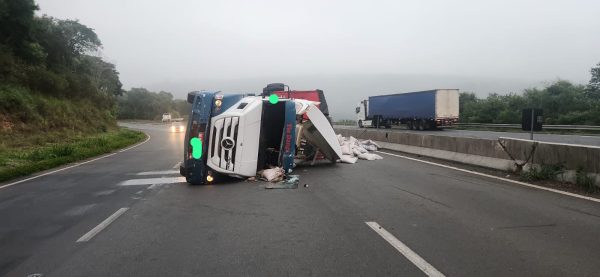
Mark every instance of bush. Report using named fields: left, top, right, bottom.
left=521, top=164, right=565, bottom=182
left=576, top=168, right=598, bottom=193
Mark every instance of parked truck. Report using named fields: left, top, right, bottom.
left=180, top=90, right=341, bottom=185
left=356, top=89, right=459, bottom=130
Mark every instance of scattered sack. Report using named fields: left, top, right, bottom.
left=336, top=135, right=383, bottom=163
left=341, top=143, right=353, bottom=155
left=260, top=167, right=285, bottom=182
left=339, top=155, right=358, bottom=164
left=357, top=153, right=383, bottom=161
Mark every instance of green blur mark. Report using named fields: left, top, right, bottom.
left=190, top=137, right=202, bottom=159
left=269, top=94, right=279, bottom=104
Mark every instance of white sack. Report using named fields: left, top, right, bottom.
left=339, top=155, right=358, bottom=164
left=340, top=143, right=353, bottom=155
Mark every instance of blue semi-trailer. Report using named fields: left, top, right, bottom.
left=355, top=89, right=459, bottom=130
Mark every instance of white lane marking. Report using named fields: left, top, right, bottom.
left=172, top=161, right=181, bottom=169
left=499, top=136, right=600, bottom=149
left=119, top=177, right=186, bottom=186
left=76, top=208, right=129, bottom=242
left=136, top=170, right=180, bottom=176
left=366, top=222, right=445, bottom=277
left=0, top=134, right=151, bottom=191
left=148, top=184, right=160, bottom=190
left=377, top=151, right=600, bottom=204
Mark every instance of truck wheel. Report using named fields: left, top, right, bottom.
left=358, top=120, right=364, bottom=128
left=418, top=120, right=425, bottom=131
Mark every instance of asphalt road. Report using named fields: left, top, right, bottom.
left=1, top=122, right=600, bottom=276
left=334, top=125, right=600, bottom=146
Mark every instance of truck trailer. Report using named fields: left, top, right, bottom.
left=356, top=89, right=459, bottom=130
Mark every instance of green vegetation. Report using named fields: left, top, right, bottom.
left=460, top=63, right=600, bottom=125
left=0, top=128, right=145, bottom=182
left=0, top=0, right=146, bottom=181
left=1, top=0, right=122, bottom=133
left=576, top=168, right=598, bottom=193
left=520, top=164, right=565, bottom=182
left=116, top=88, right=190, bottom=120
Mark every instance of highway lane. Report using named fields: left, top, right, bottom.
left=1, top=122, right=600, bottom=276
left=334, top=125, right=600, bottom=146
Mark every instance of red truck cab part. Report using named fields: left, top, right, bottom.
left=262, top=83, right=330, bottom=117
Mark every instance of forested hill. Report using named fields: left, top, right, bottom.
left=0, top=0, right=122, bottom=136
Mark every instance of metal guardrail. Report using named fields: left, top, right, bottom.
left=456, top=123, right=600, bottom=131
left=333, top=122, right=600, bottom=131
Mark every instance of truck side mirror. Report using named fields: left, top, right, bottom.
left=355, top=107, right=360, bottom=114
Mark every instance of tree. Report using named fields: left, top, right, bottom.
left=587, top=62, right=600, bottom=99
left=0, top=0, right=38, bottom=57
left=32, top=16, right=101, bottom=68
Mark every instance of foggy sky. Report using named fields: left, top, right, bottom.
left=36, top=0, right=600, bottom=119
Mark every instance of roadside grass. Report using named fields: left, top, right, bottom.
left=576, top=168, right=599, bottom=193
left=0, top=128, right=146, bottom=182
left=520, top=164, right=565, bottom=182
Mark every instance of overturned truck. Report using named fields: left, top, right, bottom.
left=180, top=91, right=342, bottom=185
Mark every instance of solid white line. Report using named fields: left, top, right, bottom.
left=376, top=150, right=600, bottom=204
left=76, top=208, right=129, bottom=242
left=499, top=136, right=600, bottom=149
left=0, top=134, right=150, bottom=190
left=365, top=222, right=445, bottom=277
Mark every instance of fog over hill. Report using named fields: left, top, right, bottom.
left=142, top=74, right=546, bottom=120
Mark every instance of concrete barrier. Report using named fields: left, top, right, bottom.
left=335, top=128, right=600, bottom=185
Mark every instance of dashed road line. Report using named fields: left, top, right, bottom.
left=366, top=221, right=445, bottom=277
left=377, top=150, right=600, bottom=204
left=76, top=208, right=129, bottom=242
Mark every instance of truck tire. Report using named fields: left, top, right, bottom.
left=358, top=120, right=364, bottom=128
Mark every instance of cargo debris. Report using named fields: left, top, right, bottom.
left=337, top=135, right=383, bottom=164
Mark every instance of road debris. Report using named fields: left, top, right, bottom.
left=259, top=167, right=285, bottom=182
left=336, top=135, right=383, bottom=163
left=265, top=174, right=300, bottom=189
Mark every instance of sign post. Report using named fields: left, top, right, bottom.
left=530, top=108, right=534, bottom=140
left=522, top=108, right=543, bottom=140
